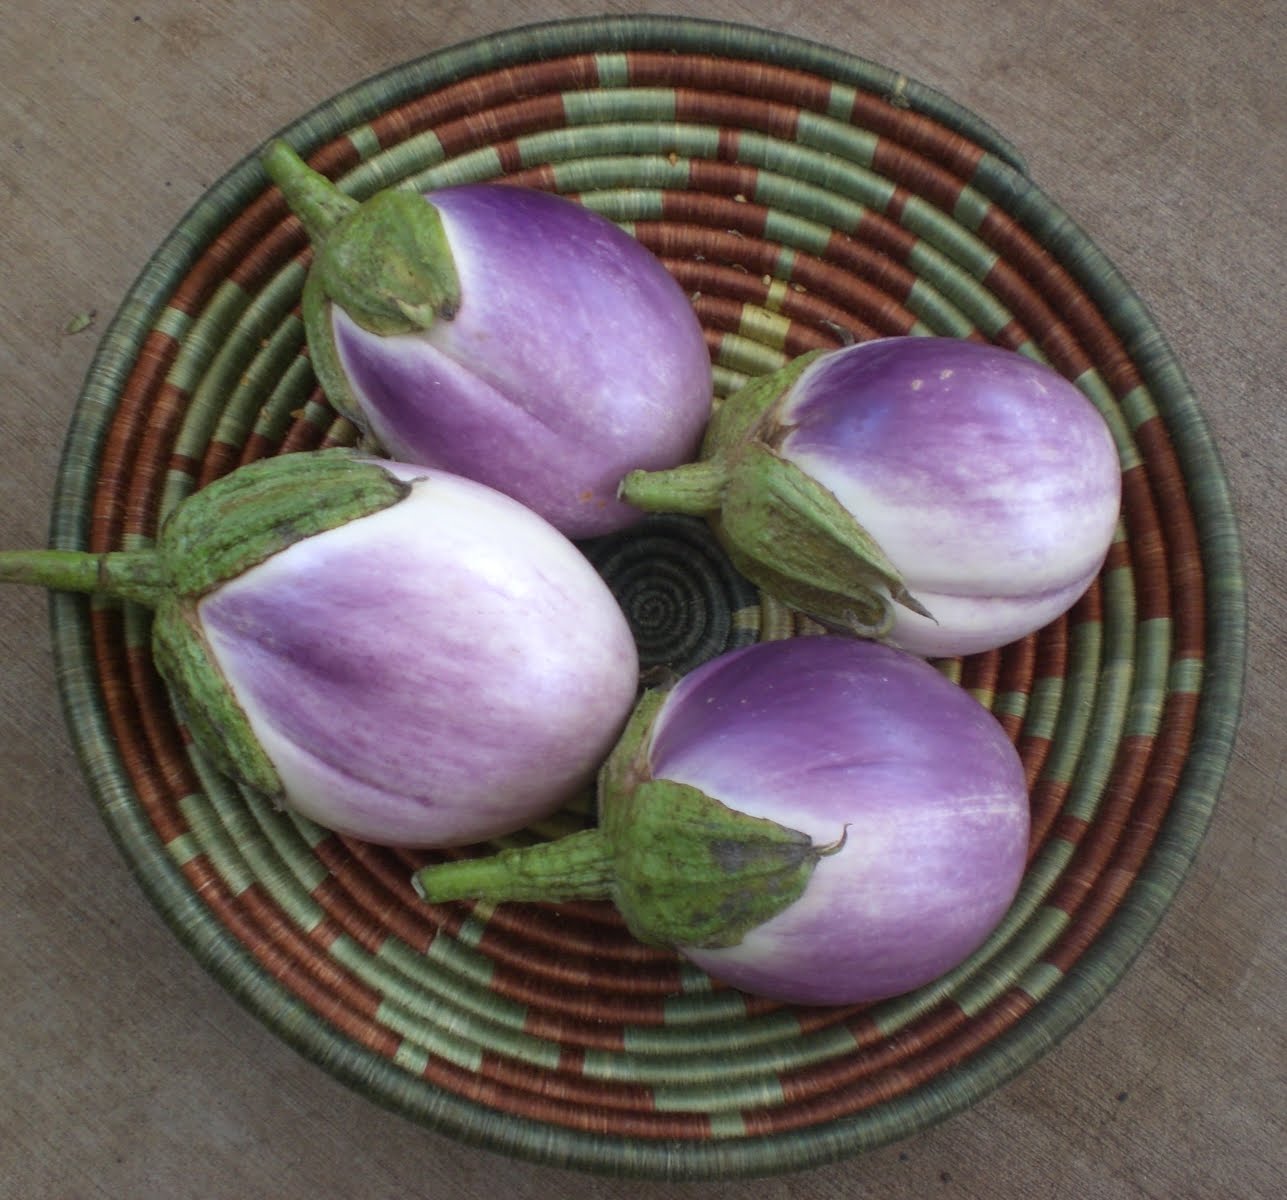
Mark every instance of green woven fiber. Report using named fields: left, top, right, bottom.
left=202, top=762, right=548, bottom=1047
left=205, top=276, right=310, bottom=453
left=954, top=905, right=1074, bottom=1018
left=249, top=108, right=1020, bottom=423
left=248, top=353, right=321, bottom=447
left=177, top=282, right=307, bottom=459
left=572, top=176, right=986, bottom=338
left=1062, top=569, right=1138, bottom=826
left=1038, top=617, right=1106, bottom=789
left=591, top=1018, right=855, bottom=1082
left=711, top=365, right=752, bottom=399
left=197, top=738, right=656, bottom=1088
left=712, top=334, right=790, bottom=380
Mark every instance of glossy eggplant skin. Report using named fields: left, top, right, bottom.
left=650, top=636, right=1030, bottom=1005
left=0, top=448, right=642, bottom=846
left=774, top=338, right=1121, bottom=655
left=413, top=635, right=1029, bottom=1007
left=197, top=456, right=640, bottom=846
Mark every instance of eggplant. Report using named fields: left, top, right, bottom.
left=0, top=450, right=639, bottom=846
left=621, top=337, right=1122, bottom=656
left=263, top=141, right=714, bottom=538
left=414, top=635, right=1030, bottom=1006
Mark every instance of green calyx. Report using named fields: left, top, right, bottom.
left=261, top=140, right=461, bottom=423
left=619, top=350, right=930, bottom=637
left=607, top=777, right=837, bottom=949
left=312, top=188, right=461, bottom=336
left=716, top=442, right=927, bottom=637
left=702, top=348, right=827, bottom=456
left=150, top=450, right=412, bottom=793
left=413, top=688, right=843, bottom=950
left=157, top=448, right=412, bottom=595
left=0, top=449, right=411, bottom=798
left=150, top=595, right=282, bottom=795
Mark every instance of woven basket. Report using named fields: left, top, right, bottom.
left=49, top=15, right=1245, bottom=1179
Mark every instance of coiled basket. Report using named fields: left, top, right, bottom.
left=49, top=15, right=1245, bottom=1180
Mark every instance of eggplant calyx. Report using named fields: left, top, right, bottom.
left=618, top=458, right=729, bottom=515
left=619, top=351, right=829, bottom=517
left=261, top=139, right=461, bottom=337
left=716, top=443, right=931, bottom=629
left=158, top=449, right=412, bottom=596
left=315, top=190, right=462, bottom=337
left=606, top=777, right=844, bottom=949
left=702, top=349, right=830, bottom=458
left=616, top=350, right=932, bottom=636
left=151, top=596, right=283, bottom=797
left=412, top=828, right=617, bottom=905
left=596, top=689, right=842, bottom=949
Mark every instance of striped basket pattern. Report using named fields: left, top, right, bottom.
left=47, top=16, right=1245, bottom=1179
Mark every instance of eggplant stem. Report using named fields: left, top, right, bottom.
left=261, top=139, right=359, bottom=243
left=413, top=827, right=615, bottom=905
left=618, top=459, right=729, bottom=515
left=0, top=549, right=166, bottom=608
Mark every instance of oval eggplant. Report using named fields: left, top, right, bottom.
left=621, top=337, right=1122, bottom=656
left=263, top=141, right=714, bottom=539
left=414, top=635, right=1030, bottom=1006
left=0, top=449, right=640, bottom=846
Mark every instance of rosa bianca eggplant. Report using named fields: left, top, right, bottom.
left=621, top=337, right=1122, bottom=657
left=414, top=635, right=1030, bottom=1006
left=0, top=450, right=639, bottom=846
left=261, top=141, right=714, bottom=539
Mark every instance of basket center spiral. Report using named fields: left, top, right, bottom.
left=581, top=514, right=761, bottom=677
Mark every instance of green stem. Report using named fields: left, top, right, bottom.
left=410, top=678, right=841, bottom=951
left=619, top=458, right=730, bottom=516
left=413, top=827, right=615, bottom=905
left=0, top=549, right=166, bottom=607
left=261, top=139, right=358, bottom=244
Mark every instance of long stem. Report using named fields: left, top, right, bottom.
left=412, top=827, right=615, bottom=905
left=261, top=139, right=359, bottom=244
left=0, top=549, right=166, bottom=608
left=618, top=458, right=729, bottom=516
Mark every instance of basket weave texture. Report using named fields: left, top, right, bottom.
left=49, top=15, right=1245, bottom=1180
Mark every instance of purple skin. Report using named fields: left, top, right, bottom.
left=198, top=462, right=639, bottom=847
left=332, top=186, right=713, bottom=539
left=779, top=338, right=1121, bottom=656
left=647, top=636, right=1030, bottom=1006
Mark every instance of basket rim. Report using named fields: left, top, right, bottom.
left=46, top=13, right=1247, bottom=1181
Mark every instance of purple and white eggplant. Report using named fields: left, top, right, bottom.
left=261, top=141, right=714, bottom=539
left=413, top=635, right=1030, bottom=1006
left=0, top=450, right=639, bottom=846
left=621, top=337, right=1122, bottom=657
